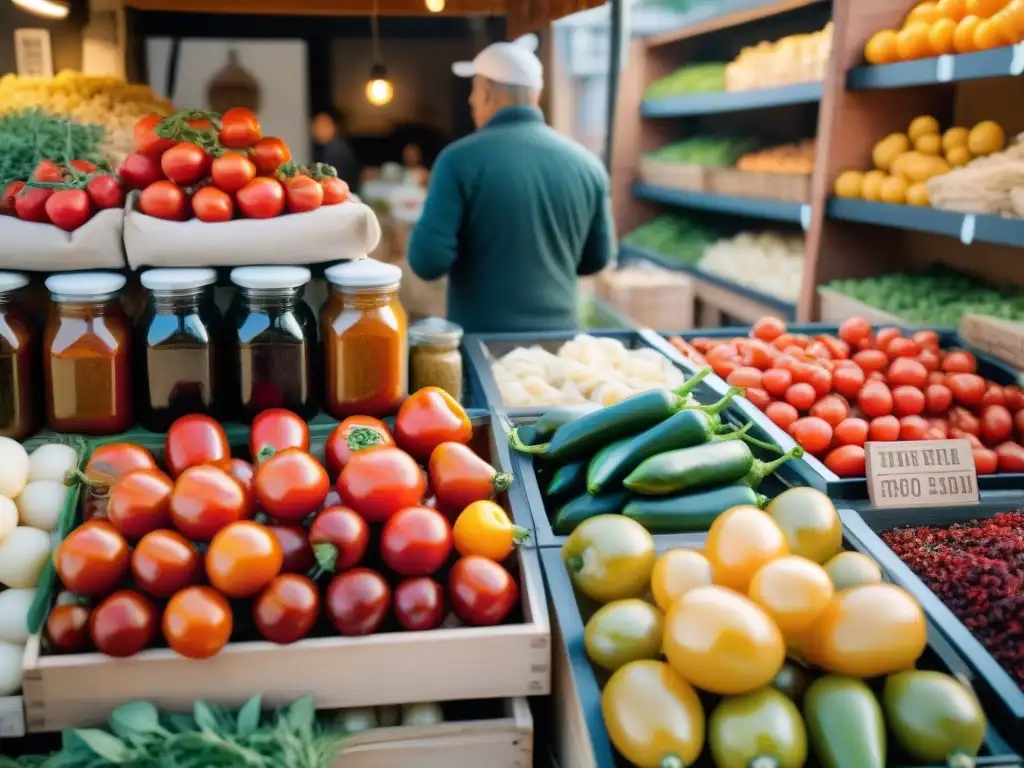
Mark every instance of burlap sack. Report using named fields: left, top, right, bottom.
left=0, top=208, right=125, bottom=271
left=123, top=191, right=382, bottom=270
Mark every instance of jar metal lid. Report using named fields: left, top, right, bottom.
left=325, top=258, right=401, bottom=289
left=409, top=317, right=463, bottom=346
left=45, top=271, right=126, bottom=297
left=0, top=272, right=30, bottom=293
left=141, top=268, right=217, bottom=291
left=230, top=266, right=311, bottom=290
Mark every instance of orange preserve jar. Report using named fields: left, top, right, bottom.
left=0, top=272, right=38, bottom=439
left=43, top=272, right=132, bottom=435
left=322, top=259, right=408, bottom=418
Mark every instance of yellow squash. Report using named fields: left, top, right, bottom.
left=704, top=506, right=789, bottom=592
left=765, top=487, right=842, bottom=564
left=584, top=599, right=663, bottom=672
left=562, top=515, right=655, bottom=603
left=709, top=687, right=808, bottom=768
left=650, top=549, right=713, bottom=612
left=822, top=551, right=882, bottom=591
left=748, top=555, right=834, bottom=641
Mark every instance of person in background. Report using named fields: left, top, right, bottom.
left=407, top=34, right=613, bottom=334
left=402, top=142, right=429, bottom=188
left=311, top=108, right=360, bottom=188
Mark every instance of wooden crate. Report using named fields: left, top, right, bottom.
left=331, top=699, right=533, bottom=768
left=959, top=313, right=1024, bottom=376
left=817, top=287, right=904, bottom=324
left=636, top=158, right=707, bottom=192
left=0, top=695, right=24, bottom=738
left=706, top=167, right=811, bottom=203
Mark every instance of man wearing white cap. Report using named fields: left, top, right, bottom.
left=408, top=34, right=613, bottom=334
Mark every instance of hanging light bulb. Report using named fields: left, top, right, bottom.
left=12, top=0, right=69, bottom=19
left=365, top=63, right=394, bottom=107
left=425, top=0, right=446, bottom=11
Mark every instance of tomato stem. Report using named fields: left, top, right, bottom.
left=256, top=444, right=276, bottom=463
left=347, top=427, right=386, bottom=452
left=512, top=525, right=531, bottom=545
left=492, top=472, right=514, bottom=494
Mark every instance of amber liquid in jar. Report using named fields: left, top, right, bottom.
left=227, top=286, right=318, bottom=421
left=0, top=294, right=37, bottom=439
left=322, top=284, right=407, bottom=418
left=44, top=297, right=132, bottom=434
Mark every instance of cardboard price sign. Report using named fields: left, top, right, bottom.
left=865, top=439, right=979, bottom=508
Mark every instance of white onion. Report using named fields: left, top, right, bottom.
left=0, top=588, right=33, bottom=644
left=0, top=438, right=29, bottom=499
left=28, top=443, right=79, bottom=484
left=0, top=497, right=16, bottom=546
left=0, top=641, right=22, bottom=696
left=16, top=480, right=68, bottom=532
left=0, top=526, right=50, bottom=588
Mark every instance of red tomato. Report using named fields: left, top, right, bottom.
left=86, top=443, right=158, bottom=484
left=818, top=335, right=850, bottom=360
left=381, top=506, right=453, bottom=577
left=928, top=371, right=947, bottom=386
left=824, top=445, right=866, bottom=477
left=941, top=349, right=977, bottom=374
left=761, top=368, right=792, bottom=397
left=925, top=384, right=953, bottom=413
left=90, top=590, right=157, bottom=657
left=338, top=447, right=426, bottom=523
left=165, top=414, right=230, bottom=478
left=858, top=381, right=894, bottom=418
left=789, top=417, right=833, bottom=456
left=927, top=418, right=949, bottom=438
left=163, top=586, right=233, bottom=660
left=810, top=395, right=849, bottom=428
left=916, top=349, right=941, bottom=372
left=251, top=136, right=292, bottom=175
left=206, top=521, right=283, bottom=598
left=394, top=577, right=446, bottom=631
left=744, top=388, right=772, bottom=410
left=321, top=176, right=350, bottom=205
left=852, top=349, right=889, bottom=373
left=973, top=447, right=999, bottom=475
left=284, top=175, right=324, bottom=213
left=254, top=574, right=320, bottom=645
left=428, top=441, right=511, bottom=516
left=227, top=458, right=254, bottom=499
left=740, top=339, right=777, bottom=369
left=43, top=189, right=91, bottom=231
left=1, top=180, right=24, bottom=214
left=255, top=448, right=330, bottom=523
left=56, top=520, right=130, bottom=596
left=912, top=330, right=940, bottom=350
left=886, top=358, right=927, bottom=389
left=899, top=415, right=930, bottom=441
left=980, top=385, right=1007, bottom=408
left=869, top=415, right=901, bottom=442
left=751, top=317, right=786, bottom=342
left=71, top=159, right=97, bottom=174
left=120, top=152, right=165, bottom=190
left=449, top=556, right=518, bottom=627
left=237, top=177, right=285, bottom=219
left=874, top=327, right=901, bottom=350
left=947, top=373, right=986, bottom=407
left=980, top=405, right=1013, bottom=446
left=951, top=429, right=983, bottom=448
left=134, top=114, right=175, bottom=156
left=765, top=401, right=799, bottom=432
left=46, top=603, right=92, bottom=654
left=309, top=506, right=369, bottom=572
left=33, top=159, right=64, bottom=182
left=131, top=529, right=202, bottom=599
left=219, top=107, right=262, bottom=148
left=14, top=186, right=52, bottom=222
left=139, top=180, right=187, bottom=220
left=726, top=366, right=762, bottom=389
left=191, top=186, right=233, bottom=222
left=250, top=408, right=310, bottom=461
left=891, top=386, right=926, bottom=417
left=838, top=317, right=872, bottom=345
left=326, top=568, right=391, bottom=636
left=211, top=151, right=257, bottom=192
left=395, top=386, right=473, bottom=461
left=712, top=358, right=740, bottom=380
left=1004, top=386, right=1024, bottom=412
left=106, top=469, right=174, bottom=540
left=804, top=341, right=832, bottom=361
left=833, top=417, right=869, bottom=447
left=170, top=465, right=251, bottom=541
left=324, top=415, right=395, bottom=479
left=86, top=174, right=125, bottom=210
left=161, top=142, right=210, bottom=185
left=784, top=383, right=816, bottom=411
left=949, top=407, right=981, bottom=437
left=267, top=524, right=316, bottom=574
left=886, top=337, right=920, bottom=359
left=832, top=365, right=865, bottom=400
left=994, top=441, right=1024, bottom=472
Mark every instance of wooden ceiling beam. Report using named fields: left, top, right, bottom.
left=124, top=0, right=505, bottom=15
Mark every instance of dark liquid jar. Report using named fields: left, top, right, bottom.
left=43, top=272, right=132, bottom=435
left=137, top=268, right=223, bottom=432
left=226, top=266, right=318, bottom=422
left=0, top=272, right=38, bottom=440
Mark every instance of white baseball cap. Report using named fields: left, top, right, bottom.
left=452, top=33, right=543, bottom=91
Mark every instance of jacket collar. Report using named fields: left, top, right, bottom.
left=484, top=106, right=544, bottom=128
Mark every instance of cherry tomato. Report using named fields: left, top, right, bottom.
left=874, top=327, right=901, bottom=351
left=806, top=367, right=833, bottom=398
left=71, top=159, right=97, bottom=174
left=338, top=446, right=426, bottom=523
left=106, top=469, right=174, bottom=540
left=949, top=407, right=981, bottom=437
left=321, top=176, right=350, bottom=205
left=14, top=186, right=52, bottom=222
left=90, top=590, right=157, bottom=657
left=206, top=520, right=283, bottom=598
left=237, top=176, right=285, bottom=219
left=56, top=520, right=130, bottom=596
left=832, top=365, right=865, bottom=399
left=131, top=529, right=202, bottom=599
left=928, top=371, right=947, bottom=386
left=824, top=445, right=866, bottom=477
left=170, top=465, right=251, bottom=541
left=309, top=506, right=369, bottom=572
left=46, top=603, right=91, bottom=654
left=899, top=415, right=930, bottom=441
left=227, top=458, right=255, bottom=500
left=452, top=499, right=528, bottom=561
left=33, top=159, right=64, bottom=182
left=324, top=416, right=395, bottom=479
left=951, top=429, right=983, bottom=448
left=783, top=382, right=816, bottom=411
left=912, top=330, right=940, bottom=350
left=858, top=381, right=893, bottom=418
left=255, top=448, right=330, bottom=523
left=973, top=447, right=999, bottom=475
left=833, top=417, right=869, bottom=447
left=1004, top=386, right=1024, bottom=412
left=395, top=386, right=473, bottom=461
left=251, top=136, right=292, bottom=175
left=254, top=574, right=320, bottom=644
left=927, top=418, right=949, bottom=439
left=886, top=358, right=927, bottom=389
left=1, top=181, right=24, bottom=214
left=925, top=384, right=953, bottom=413
left=85, top=174, right=124, bottom=210
left=765, top=401, right=799, bottom=432
left=134, top=114, right=175, bottom=156
left=163, top=586, right=233, bottom=659
left=942, top=349, right=977, bottom=374
left=789, top=417, right=833, bottom=456
left=84, top=443, right=158, bottom=518
left=428, top=442, right=511, bottom=517
left=191, top=186, right=233, bottom=222
left=838, top=317, right=871, bottom=345
left=211, top=151, right=257, bottom=192
left=284, top=174, right=324, bottom=213
left=449, top=556, right=518, bottom=627
left=891, top=386, right=926, bottom=418
left=326, top=568, right=391, bottom=636
left=139, top=180, right=187, bottom=220
left=751, top=317, right=786, bottom=341
left=868, top=415, right=901, bottom=442
left=263, top=524, right=314, bottom=575
left=740, top=339, right=777, bottom=369
left=810, top=395, right=849, bottom=428
left=161, top=142, right=210, bottom=185
left=250, top=408, right=310, bottom=461
left=981, top=385, right=1007, bottom=408
left=947, top=373, right=986, bottom=408
left=394, top=577, right=445, bottom=631
left=994, top=442, right=1024, bottom=472
left=852, top=349, right=888, bottom=373
left=916, top=349, right=941, bottom=372
left=42, top=189, right=91, bottom=231
left=381, top=506, right=453, bottom=577
left=744, top=387, right=772, bottom=410
left=761, top=368, right=792, bottom=397
left=726, top=366, right=763, bottom=389
left=886, top=337, right=920, bottom=359
left=166, top=415, right=230, bottom=478
left=818, top=335, right=850, bottom=360
left=980, top=405, right=1013, bottom=446
left=120, top=152, right=165, bottom=190
left=219, top=107, right=262, bottom=148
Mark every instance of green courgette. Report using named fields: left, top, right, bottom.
left=803, top=676, right=886, bottom=768
left=624, top=441, right=804, bottom=496
left=545, top=460, right=588, bottom=499
left=515, top=403, right=601, bottom=447
left=552, top=492, right=630, bottom=534
left=622, top=484, right=768, bottom=532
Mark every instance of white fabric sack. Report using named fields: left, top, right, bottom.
left=0, top=208, right=125, bottom=271
left=123, top=191, right=382, bottom=269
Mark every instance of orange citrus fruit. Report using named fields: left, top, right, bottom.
left=954, top=14, right=984, bottom=49
left=929, top=17, right=960, bottom=51
left=938, top=0, right=968, bottom=20
left=907, top=1, right=944, bottom=23
left=896, top=22, right=935, bottom=59
left=974, top=16, right=1012, bottom=45
left=990, top=9, right=1022, bottom=40
left=966, top=0, right=1009, bottom=17
left=864, top=29, right=900, bottom=64
left=1005, top=0, right=1024, bottom=33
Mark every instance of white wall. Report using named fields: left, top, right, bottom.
left=146, top=38, right=311, bottom=165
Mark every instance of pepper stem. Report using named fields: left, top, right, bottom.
left=671, top=366, right=711, bottom=401
left=508, top=427, right=550, bottom=455
left=749, top=445, right=805, bottom=486
left=492, top=472, right=514, bottom=494
left=748, top=757, right=781, bottom=768
left=564, top=555, right=584, bottom=574
left=660, top=756, right=685, bottom=768
left=693, top=386, right=742, bottom=416
left=946, top=752, right=976, bottom=768
left=347, top=427, right=385, bottom=452
left=512, top=525, right=531, bottom=545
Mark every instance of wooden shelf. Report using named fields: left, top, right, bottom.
left=633, top=182, right=809, bottom=224
left=644, top=0, right=831, bottom=48
left=641, top=81, right=823, bottom=117
left=848, top=46, right=1024, bottom=90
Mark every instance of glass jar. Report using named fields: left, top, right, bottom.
left=44, top=272, right=132, bottom=435
left=227, top=266, right=318, bottom=421
left=0, top=272, right=38, bottom=440
left=322, top=259, right=407, bottom=418
left=409, top=318, right=463, bottom=401
left=138, top=268, right=223, bottom=432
